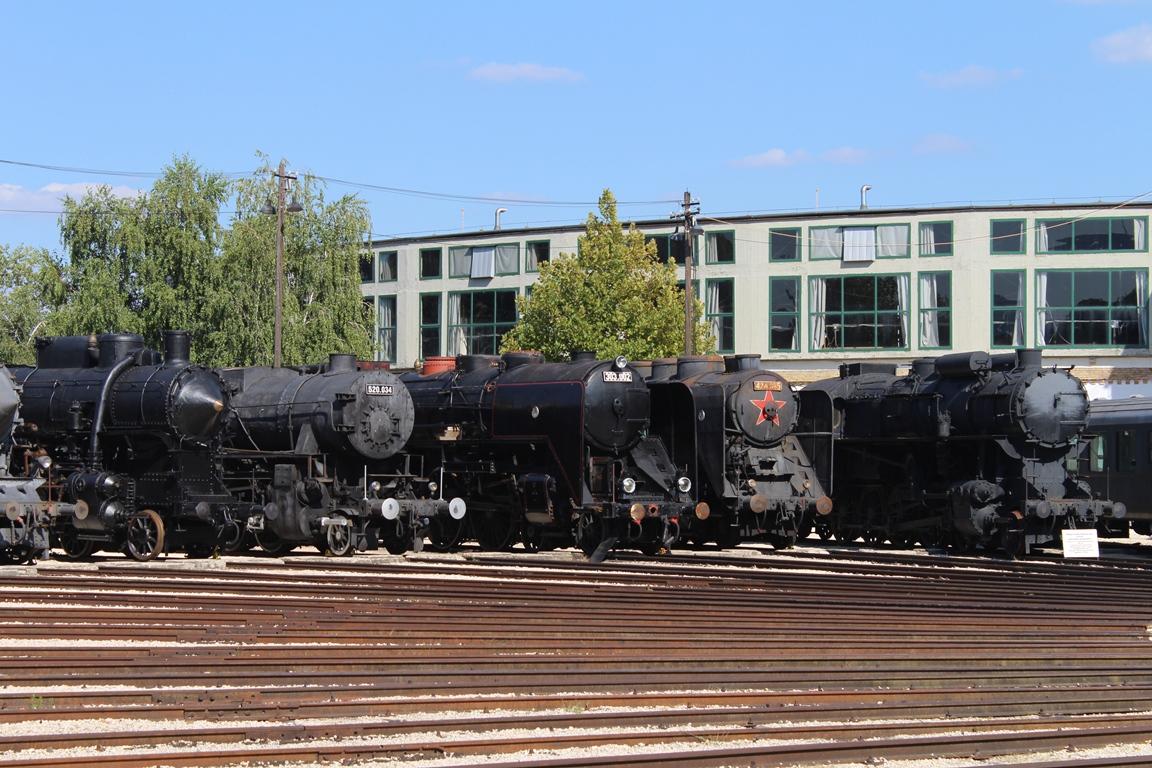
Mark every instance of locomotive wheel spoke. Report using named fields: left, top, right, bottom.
left=125, top=509, right=165, bottom=562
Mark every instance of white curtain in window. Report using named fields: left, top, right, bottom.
left=918, top=223, right=936, bottom=256
left=1137, top=270, right=1149, bottom=346
left=810, top=279, right=827, bottom=349
left=378, top=297, right=395, bottom=362
left=378, top=253, right=395, bottom=281
left=525, top=245, right=539, bottom=272
left=1011, top=276, right=1025, bottom=346
left=706, top=281, right=722, bottom=346
left=447, top=293, right=468, bottom=354
left=449, top=247, right=471, bottom=277
left=1038, top=222, right=1050, bottom=252
left=1037, top=272, right=1049, bottom=346
left=897, top=275, right=910, bottom=345
left=811, top=228, right=842, bottom=260
left=877, top=225, right=909, bottom=258
left=919, top=273, right=939, bottom=347
left=843, top=227, right=875, bottom=262
left=495, top=244, right=519, bottom=274
left=470, top=247, right=495, bottom=279
left=1136, top=219, right=1147, bottom=251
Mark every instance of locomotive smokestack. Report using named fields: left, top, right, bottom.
left=570, top=350, right=597, bottom=362
left=1015, top=348, right=1043, bottom=370
left=724, top=354, right=762, bottom=372
left=163, top=330, right=190, bottom=366
left=327, top=353, right=356, bottom=373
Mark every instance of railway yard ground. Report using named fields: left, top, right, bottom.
left=1, top=537, right=1152, bottom=767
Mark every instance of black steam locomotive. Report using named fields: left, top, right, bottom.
left=401, top=353, right=695, bottom=558
left=799, top=349, right=1124, bottom=555
left=0, top=365, right=79, bottom=563
left=218, top=354, right=465, bottom=555
left=646, top=355, right=831, bottom=549
left=8, top=332, right=235, bottom=560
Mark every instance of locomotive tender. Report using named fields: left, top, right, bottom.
left=799, top=348, right=1123, bottom=555
left=9, top=331, right=234, bottom=560
left=401, top=352, right=696, bottom=558
left=646, top=354, right=831, bottom=549
left=219, top=354, right=465, bottom=555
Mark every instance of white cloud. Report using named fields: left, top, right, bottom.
left=468, top=62, right=584, bottom=83
left=1094, top=24, right=1152, bottom=63
left=912, top=133, right=973, bottom=155
left=920, top=65, right=1023, bottom=89
left=730, top=148, right=809, bottom=168
left=821, top=146, right=869, bottom=164
left=0, top=181, right=140, bottom=212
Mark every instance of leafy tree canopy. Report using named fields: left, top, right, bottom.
left=0, top=245, right=66, bottom=365
left=45, top=154, right=372, bottom=367
left=500, top=189, right=713, bottom=361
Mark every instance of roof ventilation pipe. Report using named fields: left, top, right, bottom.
left=494, top=207, right=508, bottom=230
left=860, top=184, right=872, bottom=210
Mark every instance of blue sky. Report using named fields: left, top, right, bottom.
left=3, top=1, right=1152, bottom=251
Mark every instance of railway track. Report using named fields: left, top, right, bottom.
left=1, top=547, right=1150, bottom=766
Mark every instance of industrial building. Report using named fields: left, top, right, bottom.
left=361, top=201, right=1152, bottom=397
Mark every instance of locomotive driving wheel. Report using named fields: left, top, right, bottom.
left=473, top=506, right=517, bottom=551
left=254, top=530, right=294, bottom=556
left=325, top=513, right=353, bottom=557
left=56, top=529, right=97, bottom=559
left=125, top=509, right=165, bottom=561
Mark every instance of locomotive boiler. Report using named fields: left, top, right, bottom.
left=218, top=354, right=464, bottom=555
left=401, top=353, right=695, bottom=558
left=799, top=348, right=1124, bottom=555
left=9, top=331, right=234, bottom=559
left=646, top=355, right=831, bottom=549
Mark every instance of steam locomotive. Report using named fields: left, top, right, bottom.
left=0, top=365, right=79, bottom=563
left=8, top=332, right=235, bottom=560
left=798, top=349, right=1124, bottom=555
left=401, top=352, right=695, bottom=558
left=218, top=354, right=465, bottom=555
left=645, top=355, right=831, bottom=549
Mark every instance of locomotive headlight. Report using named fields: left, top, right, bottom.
left=36, top=455, right=52, bottom=471
left=629, top=503, right=646, bottom=523
left=368, top=481, right=383, bottom=496
left=621, top=477, right=637, bottom=494
left=677, top=476, right=692, bottom=494
left=614, top=355, right=628, bottom=370
left=428, top=481, right=439, bottom=495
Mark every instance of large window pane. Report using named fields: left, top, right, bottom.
left=447, top=289, right=518, bottom=355
left=1074, top=220, right=1109, bottom=251
left=770, top=277, right=799, bottom=352
left=769, top=228, right=799, bottom=261
left=420, top=294, right=441, bottom=358
left=844, top=276, right=873, bottom=310
left=810, top=274, right=909, bottom=350
left=706, top=231, right=735, bottom=263
left=1038, top=269, right=1148, bottom=347
left=771, top=279, right=797, bottom=312
left=420, top=248, right=442, bottom=279
left=1112, top=219, right=1136, bottom=250
left=991, top=220, right=1025, bottom=254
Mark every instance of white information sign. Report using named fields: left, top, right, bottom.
left=1061, top=529, right=1100, bottom=559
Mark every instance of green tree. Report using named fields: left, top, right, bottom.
left=500, top=189, right=712, bottom=361
left=201, top=158, right=373, bottom=366
left=51, top=155, right=228, bottom=348
left=0, top=246, right=66, bottom=365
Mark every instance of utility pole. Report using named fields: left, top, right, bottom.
left=674, top=191, right=701, bottom=355
left=265, top=160, right=302, bottom=368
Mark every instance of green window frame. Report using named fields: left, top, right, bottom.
left=808, top=273, right=911, bottom=351
left=769, top=276, right=800, bottom=352
left=359, top=253, right=375, bottom=283
left=705, top=278, right=735, bottom=353
left=525, top=240, right=551, bottom=272
left=990, top=270, right=1027, bottom=348
left=1036, top=216, right=1148, bottom=254
left=448, top=244, right=521, bottom=278
left=918, top=271, right=951, bottom=350
left=419, top=248, right=442, bottom=280
left=419, top=292, right=442, bottom=359
left=808, top=224, right=910, bottom=261
left=376, top=295, right=397, bottom=363
left=990, top=219, right=1026, bottom=255
left=1036, top=268, right=1148, bottom=348
left=645, top=233, right=688, bottom=265
left=704, top=230, right=735, bottom=264
left=769, top=228, right=801, bottom=262
left=447, top=288, right=518, bottom=355
left=918, top=221, right=953, bottom=257
left=377, top=250, right=398, bottom=282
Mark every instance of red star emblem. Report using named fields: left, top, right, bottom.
left=751, top=391, right=786, bottom=426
